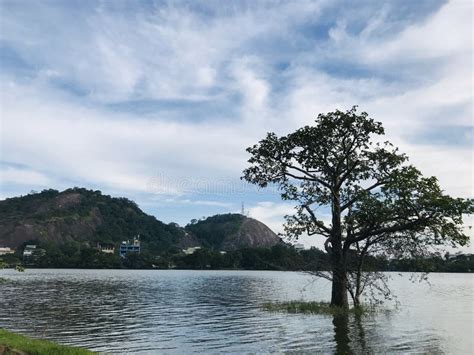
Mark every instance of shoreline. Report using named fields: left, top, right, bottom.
left=0, top=329, right=93, bottom=355
left=1, top=268, right=473, bottom=276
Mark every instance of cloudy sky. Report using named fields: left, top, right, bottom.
left=0, top=0, right=472, bottom=245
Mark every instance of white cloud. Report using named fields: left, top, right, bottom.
left=231, top=57, right=270, bottom=119
left=0, top=167, right=51, bottom=186
left=0, top=0, right=472, bottom=236
left=0, top=0, right=327, bottom=103
left=364, top=1, right=472, bottom=63
left=248, top=201, right=295, bottom=235
left=163, top=198, right=234, bottom=208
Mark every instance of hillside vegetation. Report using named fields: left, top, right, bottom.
left=0, top=188, right=193, bottom=255
left=0, top=189, right=281, bottom=267
left=1, top=189, right=471, bottom=272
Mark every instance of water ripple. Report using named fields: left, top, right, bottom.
left=0, top=270, right=472, bottom=354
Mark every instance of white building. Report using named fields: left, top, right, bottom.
left=96, top=243, right=115, bottom=254
left=294, top=243, right=305, bottom=251
left=183, top=247, right=201, bottom=255
left=23, top=245, right=38, bottom=257
left=0, top=247, right=14, bottom=255
left=119, top=236, right=141, bottom=258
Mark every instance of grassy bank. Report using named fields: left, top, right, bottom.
left=0, top=329, right=93, bottom=355
left=262, top=301, right=377, bottom=316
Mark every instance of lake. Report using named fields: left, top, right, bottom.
left=0, top=269, right=472, bottom=354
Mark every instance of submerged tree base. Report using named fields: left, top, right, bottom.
left=262, top=301, right=380, bottom=316
left=0, top=329, right=93, bottom=355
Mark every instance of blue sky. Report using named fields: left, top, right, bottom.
left=0, top=0, right=472, bottom=245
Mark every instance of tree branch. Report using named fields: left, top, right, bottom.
left=303, top=205, right=332, bottom=235
left=350, top=216, right=432, bottom=243
left=284, top=163, right=333, bottom=189
left=336, top=160, right=360, bottom=189
left=340, top=180, right=387, bottom=211
left=324, top=237, right=334, bottom=254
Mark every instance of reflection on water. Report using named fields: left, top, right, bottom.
left=332, top=312, right=445, bottom=355
left=0, top=270, right=471, bottom=354
left=333, top=314, right=351, bottom=355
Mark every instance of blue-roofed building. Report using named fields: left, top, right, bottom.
left=119, top=236, right=141, bottom=258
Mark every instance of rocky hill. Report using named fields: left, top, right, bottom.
left=0, top=188, right=281, bottom=254
left=185, top=213, right=283, bottom=250
left=0, top=188, right=195, bottom=254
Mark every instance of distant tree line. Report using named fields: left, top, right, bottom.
left=1, top=242, right=472, bottom=272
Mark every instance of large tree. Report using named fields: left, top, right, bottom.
left=243, top=107, right=473, bottom=308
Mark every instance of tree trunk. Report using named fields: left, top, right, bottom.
left=353, top=293, right=361, bottom=307
left=331, top=251, right=348, bottom=308
left=330, top=189, right=349, bottom=308
left=329, top=229, right=348, bottom=307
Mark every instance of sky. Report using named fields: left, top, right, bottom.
left=0, top=0, right=472, bottom=247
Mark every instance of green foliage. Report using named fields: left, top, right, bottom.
left=2, top=185, right=471, bottom=273
left=22, top=240, right=122, bottom=269
left=4, top=241, right=472, bottom=272
left=0, top=255, right=23, bottom=283
left=171, top=245, right=330, bottom=270
left=0, top=187, right=186, bottom=256
left=262, top=301, right=378, bottom=316
left=122, top=252, right=155, bottom=269
left=386, top=253, right=474, bottom=273
left=243, top=106, right=474, bottom=306
left=185, top=214, right=245, bottom=249
left=243, top=106, right=473, bottom=255
left=0, top=329, right=93, bottom=354
left=0, top=189, right=61, bottom=219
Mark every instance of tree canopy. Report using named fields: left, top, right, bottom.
left=243, top=106, right=473, bottom=307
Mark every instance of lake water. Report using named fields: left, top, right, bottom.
left=0, top=269, right=472, bottom=354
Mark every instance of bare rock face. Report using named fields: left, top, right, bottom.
left=0, top=190, right=282, bottom=254
left=176, top=230, right=202, bottom=249
left=0, top=188, right=188, bottom=254
left=221, top=217, right=282, bottom=250
left=0, top=191, right=102, bottom=248
left=185, top=214, right=283, bottom=251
